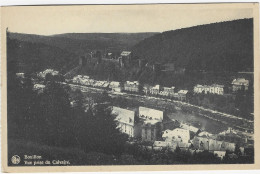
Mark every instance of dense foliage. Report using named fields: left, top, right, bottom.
left=132, top=18, right=253, bottom=72
left=7, top=38, right=77, bottom=73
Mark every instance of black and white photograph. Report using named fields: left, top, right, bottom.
left=1, top=3, right=259, bottom=172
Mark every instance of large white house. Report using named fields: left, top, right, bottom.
left=139, top=106, right=163, bottom=121
left=112, top=106, right=135, bottom=137
left=194, top=84, right=224, bottom=95
left=159, top=86, right=175, bottom=97
left=162, top=128, right=190, bottom=144
left=124, top=81, right=139, bottom=92
left=178, top=90, right=189, bottom=101
left=232, top=78, right=249, bottom=91
left=109, top=81, right=122, bottom=92
left=150, top=85, right=161, bottom=95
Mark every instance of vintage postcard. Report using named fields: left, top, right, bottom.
left=1, top=3, right=260, bottom=172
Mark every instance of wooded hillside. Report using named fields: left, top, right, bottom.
left=132, top=19, right=253, bottom=72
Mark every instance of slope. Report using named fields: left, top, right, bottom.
left=131, top=18, right=253, bottom=72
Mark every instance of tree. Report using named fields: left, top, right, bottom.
left=78, top=104, right=128, bottom=156
left=38, top=80, right=75, bottom=147
left=71, top=89, right=86, bottom=147
left=7, top=32, right=36, bottom=140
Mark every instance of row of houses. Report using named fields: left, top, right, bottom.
left=72, top=75, right=250, bottom=101
left=143, top=84, right=188, bottom=101
left=72, top=75, right=190, bottom=101
left=124, top=82, right=189, bottom=101
left=72, top=75, right=121, bottom=91
left=112, top=106, right=240, bottom=159
left=193, top=78, right=250, bottom=95
left=153, top=128, right=242, bottom=160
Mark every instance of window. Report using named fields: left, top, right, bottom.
left=200, top=141, right=204, bottom=147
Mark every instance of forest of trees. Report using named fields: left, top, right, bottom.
left=132, top=18, right=253, bottom=73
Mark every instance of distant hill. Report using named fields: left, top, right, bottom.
left=53, top=33, right=158, bottom=49
left=131, top=19, right=253, bottom=72
left=9, top=32, right=157, bottom=55
left=8, top=32, right=157, bottom=73
left=7, top=37, right=77, bottom=73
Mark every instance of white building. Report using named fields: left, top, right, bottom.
left=38, top=69, right=59, bottom=79
left=159, top=86, right=175, bottom=97
left=194, top=85, right=208, bottom=94
left=232, top=78, right=249, bottom=91
left=109, top=81, right=122, bottom=92
left=192, top=136, right=236, bottom=151
left=143, top=84, right=151, bottom=94
left=150, top=85, right=161, bottom=95
left=72, top=75, right=97, bottom=87
left=178, top=90, right=189, bottom=101
left=124, top=81, right=139, bottom=92
left=194, top=84, right=224, bottom=95
left=139, top=106, right=163, bottom=121
left=162, top=128, right=190, bottom=144
left=121, top=51, right=132, bottom=57
left=210, top=84, right=224, bottom=95
left=112, top=106, right=135, bottom=137
left=33, top=84, right=45, bottom=93
left=16, top=73, right=25, bottom=78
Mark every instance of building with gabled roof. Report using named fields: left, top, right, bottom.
left=112, top=106, right=141, bottom=138
left=120, top=51, right=132, bottom=57
left=37, top=69, right=59, bottom=79
left=159, top=86, right=175, bottom=97
left=139, top=106, right=164, bottom=121
left=178, top=90, right=189, bottom=101
left=150, top=85, right=161, bottom=95
left=139, top=106, right=164, bottom=142
left=232, top=78, right=249, bottom=91
left=143, top=84, right=151, bottom=94
left=192, top=136, right=236, bottom=152
left=124, top=81, right=140, bottom=93
left=119, top=51, right=132, bottom=67
left=162, top=128, right=190, bottom=144
left=109, top=81, right=122, bottom=92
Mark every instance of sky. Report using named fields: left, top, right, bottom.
left=2, top=4, right=254, bottom=35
